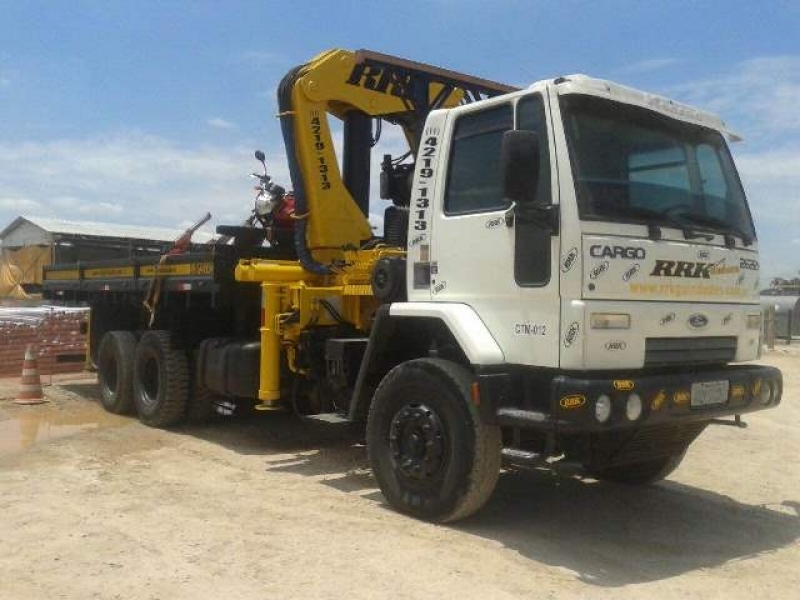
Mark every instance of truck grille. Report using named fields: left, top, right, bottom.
left=645, top=336, right=737, bottom=367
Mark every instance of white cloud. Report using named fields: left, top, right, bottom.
left=665, top=56, right=800, bottom=137
left=0, top=61, right=15, bottom=87
left=0, top=132, right=290, bottom=234
left=257, top=86, right=277, bottom=99
left=50, top=196, right=123, bottom=215
left=0, top=197, right=42, bottom=212
left=736, top=148, right=800, bottom=279
left=235, top=50, right=285, bottom=65
left=733, top=147, right=800, bottom=277
left=207, top=117, right=236, bottom=130
left=615, top=58, right=680, bottom=75
left=736, top=148, right=800, bottom=190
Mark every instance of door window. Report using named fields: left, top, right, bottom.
left=444, top=105, right=513, bottom=214
left=696, top=143, right=728, bottom=220
left=517, top=95, right=552, bottom=205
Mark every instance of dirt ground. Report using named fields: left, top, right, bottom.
left=1, top=351, right=799, bottom=599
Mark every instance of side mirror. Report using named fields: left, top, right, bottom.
left=254, top=150, right=266, bottom=163
left=501, top=130, right=541, bottom=205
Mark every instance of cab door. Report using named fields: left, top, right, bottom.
left=428, top=92, right=561, bottom=367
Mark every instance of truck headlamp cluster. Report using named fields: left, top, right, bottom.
left=746, top=313, right=762, bottom=330
left=590, top=313, right=630, bottom=329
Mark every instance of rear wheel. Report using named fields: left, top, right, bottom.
left=367, top=358, right=501, bottom=523
left=133, top=331, right=189, bottom=428
left=590, top=451, right=687, bottom=485
left=97, top=331, right=137, bottom=414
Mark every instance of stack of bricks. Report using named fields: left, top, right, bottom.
left=0, top=306, right=89, bottom=378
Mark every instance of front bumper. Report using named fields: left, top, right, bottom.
left=480, top=364, right=782, bottom=433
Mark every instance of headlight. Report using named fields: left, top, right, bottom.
left=590, top=313, right=631, bottom=329
left=595, top=394, right=612, bottom=423
left=626, top=393, right=643, bottom=421
left=746, top=313, right=761, bottom=330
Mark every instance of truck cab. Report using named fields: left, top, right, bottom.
left=408, top=75, right=761, bottom=371
left=363, top=74, right=781, bottom=520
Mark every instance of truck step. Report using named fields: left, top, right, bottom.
left=501, top=447, right=544, bottom=466
left=501, top=449, right=586, bottom=475
left=547, top=458, right=585, bottom=476
left=302, top=412, right=352, bottom=425
left=496, top=408, right=549, bottom=429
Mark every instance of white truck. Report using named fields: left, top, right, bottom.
left=44, top=50, right=782, bottom=523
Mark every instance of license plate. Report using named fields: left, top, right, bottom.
left=691, top=380, right=729, bottom=407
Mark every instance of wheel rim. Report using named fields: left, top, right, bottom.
left=389, top=403, right=446, bottom=482
left=139, top=355, right=160, bottom=409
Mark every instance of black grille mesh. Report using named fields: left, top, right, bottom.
left=645, top=336, right=736, bottom=367
left=592, top=421, right=709, bottom=468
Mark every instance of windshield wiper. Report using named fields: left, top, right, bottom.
left=616, top=206, right=714, bottom=242
left=671, top=211, right=754, bottom=247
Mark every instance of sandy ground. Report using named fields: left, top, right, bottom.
left=1, top=351, right=799, bottom=599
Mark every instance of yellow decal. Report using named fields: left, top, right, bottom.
left=190, top=261, right=213, bottom=276
left=651, top=389, right=666, bottom=411
left=140, top=262, right=213, bottom=277
left=559, top=394, right=586, bottom=410
left=673, top=390, right=690, bottom=405
left=730, top=384, right=745, bottom=399
left=84, top=266, right=135, bottom=279
left=613, top=380, right=635, bottom=391
left=629, top=282, right=747, bottom=298
left=44, top=269, right=79, bottom=280
left=752, top=379, right=762, bottom=397
left=708, top=264, right=740, bottom=276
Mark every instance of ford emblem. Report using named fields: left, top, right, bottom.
left=688, top=314, right=708, bottom=329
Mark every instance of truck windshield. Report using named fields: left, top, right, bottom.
left=562, top=95, right=756, bottom=240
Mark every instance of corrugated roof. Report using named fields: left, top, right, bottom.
left=4, top=216, right=216, bottom=244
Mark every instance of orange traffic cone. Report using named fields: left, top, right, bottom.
left=14, top=345, right=47, bottom=405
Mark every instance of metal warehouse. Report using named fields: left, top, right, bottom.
left=0, top=216, right=215, bottom=297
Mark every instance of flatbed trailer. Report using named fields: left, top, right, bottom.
left=43, top=244, right=276, bottom=368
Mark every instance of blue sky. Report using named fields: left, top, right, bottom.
left=1, top=1, right=798, bottom=279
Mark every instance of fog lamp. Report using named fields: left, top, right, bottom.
left=595, top=394, right=612, bottom=423
left=626, top=393, right=643, bottom=421
left=757, top=380, right=772, bottom=405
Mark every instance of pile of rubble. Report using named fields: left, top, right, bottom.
left=0, top=306, right=88, bottom=377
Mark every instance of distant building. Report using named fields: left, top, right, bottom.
left=0, top=215, right=215, bottom=296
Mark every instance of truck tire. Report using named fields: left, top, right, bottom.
left=590, top=451, right=687, bottom=485
left=367, top=358, right=501, bottom=523
left=133, top=330, right=189, bottom=428
left=97, top=330, right=137, bottom=414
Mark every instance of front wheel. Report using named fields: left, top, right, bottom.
left=367, top=358, right=501, bottom=523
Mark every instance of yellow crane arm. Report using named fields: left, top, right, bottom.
left=277, top=49, right=517, bottom=274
